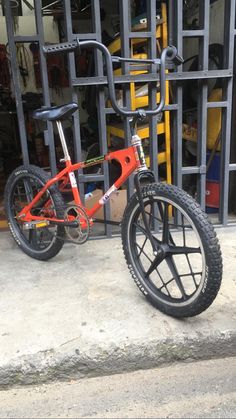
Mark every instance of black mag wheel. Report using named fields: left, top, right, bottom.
left=122, top=183, right=222, bottom=318
left=4, top=165, right=65, bottom=260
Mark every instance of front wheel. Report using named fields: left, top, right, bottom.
left=121, top=183, right=222, bottom=318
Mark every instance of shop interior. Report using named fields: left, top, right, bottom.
left=0, top=0, right=235, bottom=230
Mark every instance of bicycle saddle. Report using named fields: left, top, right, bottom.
left=32, top=102, right=78, bottom=121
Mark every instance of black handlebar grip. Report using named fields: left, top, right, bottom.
left=43, top=39, right=79, bottom=54
left=174, top=53, right=184, bottom=65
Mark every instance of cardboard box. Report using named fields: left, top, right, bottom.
left=85, top=189, right=127, bottom=222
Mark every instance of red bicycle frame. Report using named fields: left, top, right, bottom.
left=18, top=144, right=142, bottom=225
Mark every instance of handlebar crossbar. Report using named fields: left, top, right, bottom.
left=43, top=39, right=183, bottom=117
left=111, top=56, right=161, bottom=65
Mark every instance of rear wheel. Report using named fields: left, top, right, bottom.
left=122, top=183, right=222, bottom=318
left=4, top=165, right=65, bottom=260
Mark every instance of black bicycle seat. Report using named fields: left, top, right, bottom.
left=32, top=103, right=78, bottom=121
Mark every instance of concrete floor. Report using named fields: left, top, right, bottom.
left=0, top=226, right=236, bottom=387
left=1, top=357, right=236, bottom=418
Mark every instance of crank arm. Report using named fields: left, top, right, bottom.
left=49, top=220, right=79, bottom=228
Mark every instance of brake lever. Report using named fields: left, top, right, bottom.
left=173, top=54, right=185, bottom=66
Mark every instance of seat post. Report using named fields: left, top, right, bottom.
left=56, top=120, right=71, bottom=161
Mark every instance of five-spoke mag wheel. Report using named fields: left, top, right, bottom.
left=122, top=183, right=222, bottom=318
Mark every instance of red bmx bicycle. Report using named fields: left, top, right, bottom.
left=4, top=40, right=222, bottom=318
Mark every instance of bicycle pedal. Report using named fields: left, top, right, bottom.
left=22, top=220, right=50, bottom=230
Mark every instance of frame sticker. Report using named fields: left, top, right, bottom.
left=99, top=185, right=117, bottom=205
left=69, top=172, right=77, bottom=188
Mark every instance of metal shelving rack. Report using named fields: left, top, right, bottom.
left=3, top=0, right=236, bottom=233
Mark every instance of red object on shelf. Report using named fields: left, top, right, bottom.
left=206, top=180, right=220, bottom=208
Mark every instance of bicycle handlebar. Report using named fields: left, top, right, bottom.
left=43, top=39, right=183, bottom=117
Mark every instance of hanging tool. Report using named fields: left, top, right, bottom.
left=16, top=43, right=30, bottom=88
left=0, top=44, right=10, bottom=89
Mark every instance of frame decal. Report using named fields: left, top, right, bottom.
left=99, top=185, right=117, bottom=205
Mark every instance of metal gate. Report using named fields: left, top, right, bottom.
left=3, top=0, right=236, bottom=236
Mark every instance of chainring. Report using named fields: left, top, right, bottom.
left=64, top=205, right=90, bottom=244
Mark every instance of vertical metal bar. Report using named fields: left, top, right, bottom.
left=91, top=0, right=111, bottom=237
left=4, top=0, right=29, bottom=165
left=196, top=0, right=209, bottom=209
left=173, top=0, right=183, bottom=188
left=146, top=0, right=159, bottom=232
left=34, top=0, right=57, bottom=174
left=120, top=0, right=133, bottom=197
left=161, top=2, right=172, bottom=186
left=63, top=0, right=84, bottom=196
left=219, top=0, right=236, bottom=224
left=168, top=0, right=175, bottom=46
left=147, top=0, right=158, bottom=181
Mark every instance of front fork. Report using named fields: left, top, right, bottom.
left=131, top=133, right=160, bottom=256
